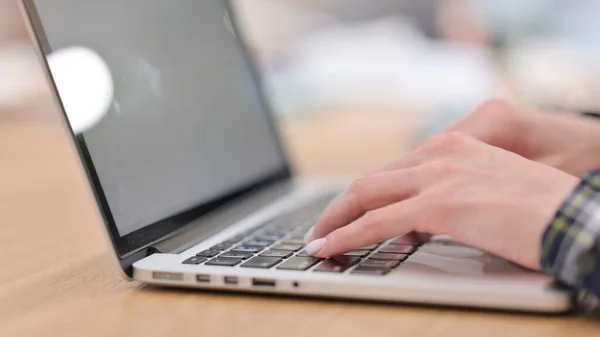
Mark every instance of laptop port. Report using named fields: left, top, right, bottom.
left=196, top=274, right=211, bottom=283
left=224, top=276, right=238, bottom=285
left=152, top=272, right=183, bottom=281
left=252, top=278, right=276, bottom=288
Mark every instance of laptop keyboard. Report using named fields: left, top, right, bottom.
left=182, top=194, right=422, bottom=275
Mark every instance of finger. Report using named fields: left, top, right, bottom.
left=307, top=197, right=425, bottom=258
left=367, top=151, right=423, bottom=175
left=309, top=166, right=430, bottom=242
left=306, top=136, right=450, bottom=243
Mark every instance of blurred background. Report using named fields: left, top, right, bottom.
left=3, top=0, right=600, bottom=176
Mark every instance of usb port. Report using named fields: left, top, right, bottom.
left=224, top=276, right=238, bottom=285
left=252, top=278, right=276, bottom=288
left=196, top=274, right=210, bottom=283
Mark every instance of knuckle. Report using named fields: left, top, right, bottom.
left=425, top=160, right=455, bottom=177
left=348, top=176, right=370, bottom=196
left=420, top=132, right=466, bottom=154
left=472, top=98, right=516, bottom=122
left=346, top=176, right=371, bottom=207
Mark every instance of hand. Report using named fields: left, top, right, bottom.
left=443, top=99, right=600, bottom=177
left=305, top=132, right=579, bottom=270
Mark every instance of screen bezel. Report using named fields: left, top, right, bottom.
left=22, top=0, right=292, bottom=259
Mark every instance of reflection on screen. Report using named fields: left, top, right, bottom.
left=47, top=46, right=114, bottom=134
left=35, top=0, right=286, bottom=235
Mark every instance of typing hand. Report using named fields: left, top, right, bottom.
left=443, top=99, right=600, bottom=178
left=305, top=132, right=579, bottom=270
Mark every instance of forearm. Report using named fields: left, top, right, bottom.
left=541, top=169, right=600, bottom=310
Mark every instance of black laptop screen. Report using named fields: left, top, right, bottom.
left=29, top=1, right=288, bottom=246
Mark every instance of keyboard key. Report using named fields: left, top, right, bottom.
left=287, top=234, right=306, bottom=241
left=196, top=250, right=220, bottom=258
left=360, top=259, right=400, bottom=269
left=389, top=235, right=421, bottom=246
left=313, top=256, right=361, bottom=273
left=271, top=244, right=304, bottom=252
left=296, top=250, right=311, bottom=257
left=260, top=250, right=293, bottom=258
left=210, top=243, right=233, bottom=251
left=270, top=220, right=298, bottom=229
left=280, top=239, right=305, bottom=245
left=293, top=227, right=312, bottom=235
left=219, top=251, right=254, bottom=260
left=253, top=235, right=283, bottom=241
left=237, top=230, right=258, bottom=239
left=222, top=235, right=246, bottom=244
left=277, top=257, right=320, bottom=271
left=378, top=245, right=416, bottom=254
left=182, top=256, right=207, bottom=265
left=241, top=256, right=282, bottom=269
left=231, top=246, right=263, bottom=254
left=243, top=240, right=274, bottom=248
left=264, top=229, right=292, bottom=237
left=205, top=257, right=243, bottom=266
left=351, top=266, right=391, bottom=275
left=360, top=244, right=380, bottom=250
left=371, top=253, right=409, bottom=261
left=342, top=250, right=370, bottom=258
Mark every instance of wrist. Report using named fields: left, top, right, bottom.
left=540, top=170, right=600, bottom=295
left=578, top=118, right=600, bottom=173
left=543, top=113, right=600, bottom=177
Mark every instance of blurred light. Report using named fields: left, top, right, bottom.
left=48, top=46, right=113, bottom=134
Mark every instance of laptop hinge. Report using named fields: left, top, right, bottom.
left=147, top=181, right=294, bottom=255
left=147, top=246, right=162, bottom=254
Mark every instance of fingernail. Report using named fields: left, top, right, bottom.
left=305, top=238, right=326, bottom=256
left=304, top=227, right=315, bottom=244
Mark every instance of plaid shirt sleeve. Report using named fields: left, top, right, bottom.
left=541, top=169, right=600, bottom=303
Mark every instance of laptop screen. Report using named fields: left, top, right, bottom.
left=30, top=1, right=288, bottom=241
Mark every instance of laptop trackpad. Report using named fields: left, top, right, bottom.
left=403, top=239, right=534, bottom=277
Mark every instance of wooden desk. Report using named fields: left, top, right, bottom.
left=1, top=109, right=599, bottom=337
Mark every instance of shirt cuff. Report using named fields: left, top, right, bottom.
left=541, top=169, right=600, bottom=296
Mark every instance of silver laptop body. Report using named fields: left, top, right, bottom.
left=21, top=0, right=573, bottom=313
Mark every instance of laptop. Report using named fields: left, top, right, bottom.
left=21, top=0, right=573, bottom=313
